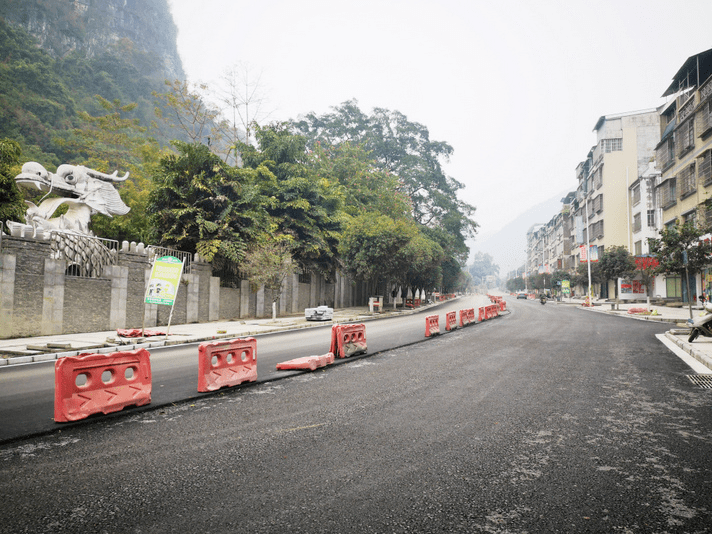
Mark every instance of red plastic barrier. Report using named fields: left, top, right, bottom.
left=54, top=348, right=152, bottom=423
left=414, top=298, right=421, bottom=307
left=405, top=298, right=414, bottom=308
left=276, top=352, right=335, bottom=371
left=459, top=308, right=475, bottom=327
left=198, top=337, right=257, bottom=392
left=330, top=324, right=367, bottom=358
left=499, top=300, right=507, bottom=312
left=116, top=328, right=166, bottom=338
left=490, top=304, right=500, bottom=318
left=478, top=307, right=485, bottom=322
left=445, top=311, right=457, bottom=331
left=425, top=315, right=440, bottom=337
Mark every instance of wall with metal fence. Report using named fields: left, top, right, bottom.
left=0, top=234, right=364, bottom=339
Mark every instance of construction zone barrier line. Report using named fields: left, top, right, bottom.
left=198, top=337, right=257, bottom=392
left=54, top=348, right=152, bottom=423
left=425, top=315, right=440, bottom=337
left=276, top=353, right=335, bottom=371
left=499, top=300, right=507, bottom=312
left=445, top=311, right=458, bottom=331
left=459, top=308, right=475, bottom=327
left=330, top=324, right=368, bottom=358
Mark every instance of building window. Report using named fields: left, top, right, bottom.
left=634, top=240, right=642, bottom=256
left=298, top=272, right=311, bottom=284
left=684, top=210, right=697, bottom=226
left=657, top=178, right=677, bottom=209
left=699, top=150, right=712, bottom=185
left=666, top=276, right=682, bottom=298
left=647, top=209, right=656, bottom=228
left=656, top=137, right=675, bottom=171
left=632, top=184, right=641, bottom=206
left=632, top=213, right=642, bottom=233
left=698, top=100, right=712, bottom=138
left=677, top=118, right=695, bottom=157
left=678, top=163, right=697, bottom=199
left=601, top=138, right=622, bottom=153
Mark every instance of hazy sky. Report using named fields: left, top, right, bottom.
left=167, top=0, right=712, bottom=272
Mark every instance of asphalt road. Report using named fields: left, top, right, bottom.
left=2, top=298, right=712, bottom=533
left=0, top=296, right=484, bottom=442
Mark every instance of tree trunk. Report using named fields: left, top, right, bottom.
left=272, top=300, right=277, bottom=321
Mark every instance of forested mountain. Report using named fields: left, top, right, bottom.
left=0, top=0, right=184, bottom=167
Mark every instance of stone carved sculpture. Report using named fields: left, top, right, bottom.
left=14, top=162, right=130, bottom=234
left=10, top=162, right=132, bottom=277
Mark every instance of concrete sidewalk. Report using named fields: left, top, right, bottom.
left=555, top=296, right=712, bottom=373
left=0, top=301, right=454, bottom=366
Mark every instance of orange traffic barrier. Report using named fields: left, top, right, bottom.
left=330, top=324, right=367, bottom=358
left=276, top=352, right=335, bottom=371
left=405, top=298, right=414, bottom=308
left=478, top=307, right=485, bottom=321
left=54, top=348, right=152, bottom=423
left=445, top=311, right=457, bottom=331
left=198, top=337, right=257, bottom=392
left=499, top=300, right=507, bottom=312
left=414, top=298, right=421, bottom=307
left=459, top=308, right=475, bottom=327
left=425, top=315, right=440, bottom=337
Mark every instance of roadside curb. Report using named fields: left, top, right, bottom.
left=0, top=301, right=454, bottom=366
left=664, top=331, right=712, bottom=372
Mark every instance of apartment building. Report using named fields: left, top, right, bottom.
left=655, top=47, right=712, bottom=300
left=570, top=109, right=660, bottom=297
left=628, top=161, right=661, bottom=257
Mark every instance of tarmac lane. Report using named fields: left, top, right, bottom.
left=0, top=296, right=488, bottom=443
left=1, top=298, right=711, bottom=533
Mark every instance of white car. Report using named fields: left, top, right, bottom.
left=516, top=292, right=528, bottom=299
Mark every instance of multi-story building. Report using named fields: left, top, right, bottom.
left=628, top=161, right=661, bottom=257
left=655, top=47, right=712, bottom=301
left=570, top=109, right=660, bottom=297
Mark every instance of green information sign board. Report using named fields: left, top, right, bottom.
left=145, top=256, right=184, bottom=306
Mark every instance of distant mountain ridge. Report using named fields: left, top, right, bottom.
left=0, top=0, right=184, bottom=81
left=469, top=191, right=571, bottom=276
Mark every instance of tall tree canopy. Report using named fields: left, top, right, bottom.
left=292, top=99, right=477, bottom=243
left=239, top=123, right=345, bottom=279
left=147, top=141, right=273, bottom=274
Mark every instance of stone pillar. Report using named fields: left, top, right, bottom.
left=185, top=273, right=199, bottom=323
left=0, top=253, right=16, bottom=338
left=309, top=276, right=317, bottom=308
left=279, top=279, right=288, bottom=315
left=240, top=279, right=250, bottom=319
left=256, top=285, right=265, bottom=318
left=209, top=276, right=220, bottom=321
left=108, top=265, right=129, bottom=330
left=143, top=267, right=158, bottom=327
left=291, top=273, right=299, bottom=313
left=41, top=258, right=65, bottom=335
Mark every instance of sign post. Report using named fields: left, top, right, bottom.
left=144, top=255, right=185, bottom=338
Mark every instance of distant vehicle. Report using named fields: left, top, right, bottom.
left=516, top=292, right=527, bottom=299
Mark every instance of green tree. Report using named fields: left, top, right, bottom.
left=148, top=141, right=272, bottom=276
left=239, top=123, right=345, bottom=279
left=309, top=141, right=411, bottom=219
left=649, top=221, right=712, bottom=317
left=240, top=233, right=297, bottom=320
left=339, top=213, right=418, bottom=295
left=0, top=138, right=26, bottom=225
left=396, top=232, right=444, bottom=293
left=292, top=99, right=478, bottom=243
left=599, top=245, right=637, bottom=299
